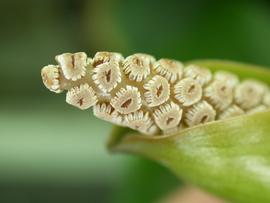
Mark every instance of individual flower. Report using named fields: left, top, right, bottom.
left=93, top=103, right=123, bottom=125
left=66, top=83, right=97, bottom=110
left=174, top=78, right=202, bottom=107
left=235, top=80, right=266, bottom=110
left=55, top=52, right=88, bottom=81
left=185, top=101, right=216, bottom=127
left=92, top=61, right=122, bottom=93
left=263, top=91, right=270, bottom=107
left=214, top=71, right=239, bottom=88
left=153, top=102, right=183, bottom=131
left=204, top=80, right=233, bottom=111
left=247, top=105, right=267, bottom=115
left=144, top=75, right=170, bottom=107
left=124, top=111, right=158, bottom=135
left=218, top=105, right=244, bottom=120
left=110, top=86, right=142, bottom=114
left=92, top=52, right=124, bottom=67
left=123, top=53, right=155, bottom=82
left=41, top=65, right=63, bottom=93
left=184, top=65, right=212, bottom=86
left=153, top=59, right=183, bottom=83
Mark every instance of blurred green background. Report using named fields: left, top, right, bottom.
left=1, top=0, right=270, bottom=202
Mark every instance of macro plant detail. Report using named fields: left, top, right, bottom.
left=41, top=52, right=270, bottom=203
left=41, top=52, right=270, bottom=136
left=55, top=52, right=88, bottom=81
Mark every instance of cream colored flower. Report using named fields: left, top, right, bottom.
left=144, top=75, right=170, bottom=107
left=124, top=111, right=158, bottom=135
left=55, top=52, right=87, bottom=81
left=218, top=105, right=244, bottom=120
left=41, top=65, right=63, bottom=93
left=204, top=80, right=233, bottom=111
left=153, top=102, right=183, bottom=131
left=247, top=105, right=267, bottom=115
left=41, top=51, right=270, bottom=136
left=153, top=59, right=183, bottom=83
left=123, top=53, right=155, bottom=82
left=93, top=103, right=123, bottom=125
left=92, top=52, right=123, bottom=67
left=111, top=86, right=142, bottom=114
left=263, top=91, right=270, bottom=107
left=66, top=83, right=97, bottom=110
left=214, top=71, right=239, bottom=88
left=174, top=78, right=202, bottom=107
left=92, top=61, right=121, bottom=93
left=184, top=65, right=212, bottom=86
left=235, top=80, right=266, bottom=110
left=185, top=101, right=216, bottom=127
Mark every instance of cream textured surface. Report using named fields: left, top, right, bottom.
left=41, top=52, right=270, bottom=135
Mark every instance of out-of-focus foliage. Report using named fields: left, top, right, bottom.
left=1, top=0, right=270, bottom=202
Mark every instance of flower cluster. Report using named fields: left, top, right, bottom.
left=41, top=52, right=270, bottom=135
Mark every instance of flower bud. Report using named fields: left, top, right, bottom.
left=55, top=52, right=87, bottom=81
left=154, top=59, right=183, bottom=83
left=185, top=101, right=216, bottom=127
left=247, top=105, right=267, bottom=115
left=204, top=80, right=233, bottom=111
left=92, top=52, right=123, bottom=67
left=218, top=105, right=244, bottom=120
left=124, top=111, right=158, bottom=135
left=92, top=61, right=122, bottom=93
left=235, top=80, right=266, bottom=110
left=184, top=65, right=212, bottom=86
left=123, top=53, right=155, bottom=82
left=214, top=71, right=239, bottom=88
left=111, top=86, right=142, bottom=114
left=144, top=75, right=170, bottom=107
left=153, top=102, right=183, bottom=131
left=174, top=78, right=202, bottom=106
left=66, top=83, right=97, bottom=110
left=93, top=103, right=123, bottom=125
left=263, top=91, right=270, bottom=107
left=41, top=65, right=63, bottom=93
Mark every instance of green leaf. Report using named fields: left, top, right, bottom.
left=107, top=60, right=270, bottom=203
